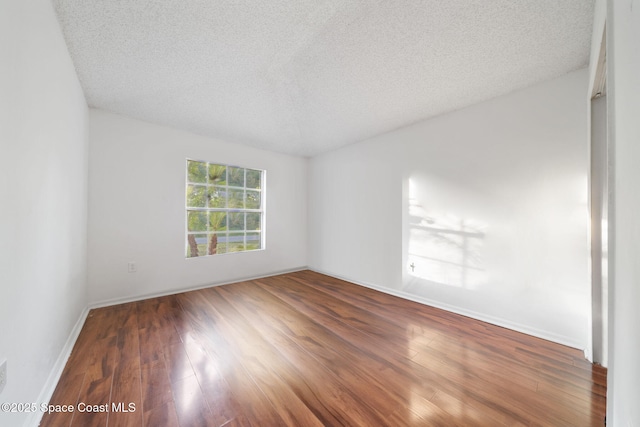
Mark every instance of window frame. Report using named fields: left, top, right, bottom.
left=185, top=159, right=265, bottom=258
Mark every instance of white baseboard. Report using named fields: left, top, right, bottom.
left=89, top=266, right=308, bottom=309
left=308, top=267, right=585, bottom=351
left=24, top=307, right=89, bottom=427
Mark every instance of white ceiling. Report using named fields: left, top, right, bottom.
left=53, top=0, right=594, bottom=157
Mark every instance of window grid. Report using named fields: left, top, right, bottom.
left=186, top=160, right=264, bottom=258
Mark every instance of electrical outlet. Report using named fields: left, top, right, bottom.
left=0, top=359, right=7, bottom=394
left=127, top=262, right=137, bottom=273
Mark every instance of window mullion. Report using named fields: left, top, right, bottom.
left=186, top=160, right=263, bottom=257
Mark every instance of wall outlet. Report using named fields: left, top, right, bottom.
left=127, top=262, right=137, bottom=273
left=0, top=359, right=7, bottom=394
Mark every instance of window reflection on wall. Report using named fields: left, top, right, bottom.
left=406, top=181, right=488, bottom=290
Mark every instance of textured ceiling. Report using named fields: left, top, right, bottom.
left=53, top=0, right=594, bottom=157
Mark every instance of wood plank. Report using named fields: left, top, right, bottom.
left=253, top=276, right=534, bottom=425
left=39, top=371, right=84, bottom=427
left=108, top=362, right=143, bottom=427
left=177, top=289, right=330, bottom=427
left=210, top=283, right=399, bottom=425
left=143, top=401, right=180, bottom=427
left=174, top=294, right=290, bottom=427
left=140, top=359, right=173, bottom=413
left=41, top=271, right=607, bottom=427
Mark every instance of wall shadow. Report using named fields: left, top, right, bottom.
left=405, top=193, right=487, bottom=291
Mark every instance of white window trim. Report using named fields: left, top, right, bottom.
left=185, top=159, right=266, bottom=257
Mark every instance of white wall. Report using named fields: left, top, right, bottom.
left=310, top=69, right=590, bottom=349
left=607, top=0, right=640, bottom=424
left=87, top=110, right=307, bottom=304
left=0, top=0, right=88, bottom=426
left=308, top=139, right=403, bottom=289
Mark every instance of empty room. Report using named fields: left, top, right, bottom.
left=1, top=0, right=639, bottom=426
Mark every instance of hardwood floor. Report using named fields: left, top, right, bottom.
left=40, top=270, right=606, bottom=426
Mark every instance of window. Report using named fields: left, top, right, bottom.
left=186, top=160, right=264, bottom=257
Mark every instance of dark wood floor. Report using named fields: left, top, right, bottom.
left=40, top=270, right=606, bottom=427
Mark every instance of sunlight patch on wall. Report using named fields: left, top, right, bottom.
left=406, top=178, right=488, bottom=290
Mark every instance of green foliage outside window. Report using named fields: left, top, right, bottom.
left=186, top=160, right=263, bottom=257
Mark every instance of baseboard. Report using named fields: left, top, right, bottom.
left=89, top=266, right=308, bottom=309
left=24, top=306, right=89, bottom=427
left=308, top=267, right=584, bottom=351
